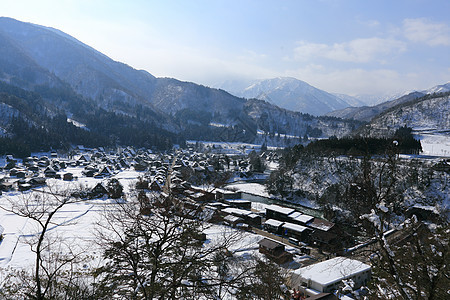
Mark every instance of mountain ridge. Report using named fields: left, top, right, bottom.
left=219, top=77, right=362, bottom=116
left=326, top=81, right=450, bottom=122
left=0, top=17, right=364, bottom=156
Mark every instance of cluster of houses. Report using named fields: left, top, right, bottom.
left=0, top=144, right=375, bottom=299
left=202, top=191, right=340, bottom=251
left=2, top=146, right=343, bottom=259
left=0, top=144, right=266, bottom=195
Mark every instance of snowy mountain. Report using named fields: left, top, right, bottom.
left=0, top=17, right=363, bottom=154
left=219, top=77, right=358, bottom=116
left=357, top=92, right=450, bottom=137
left=327, top=82, right=450, bottom=122
left=326, top=91, right=425, bottom=122
left=332, top=93, right=366, bottom=107
left=424, top=82, right=450, bottom=94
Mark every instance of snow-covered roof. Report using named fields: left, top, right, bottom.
left=222, top=207, right=252, bottom=217
left=266, top=204, right=295, bottom=215
left=295, top=257, right=371, bottom=286
left=248, top=213, right=260, bottom=219
left=224, top=215, right=241, bottom=223
left=225, top=199, right=251, bottom=204
left=264, top=219, right=284, bottom=227
left=288, top=211, right=303, bottom=219
left=295, top=214, right=314, bottom=224
left=283, top=222, right=308, bottom=233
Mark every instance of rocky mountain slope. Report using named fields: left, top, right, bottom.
left=356, top=92, right=450, bottom=137
left=0, top=17, right=363, bottom=155
left=327, top=82, right=450, bottom=122
left=220, top=77, right=362, bottom=116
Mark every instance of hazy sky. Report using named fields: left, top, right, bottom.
left=1, top=0, right=449, bottom=96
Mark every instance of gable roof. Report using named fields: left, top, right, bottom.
left=258, top=238, right=284, bottom=250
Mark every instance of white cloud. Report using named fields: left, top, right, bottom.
left=403, top=18, right=450, bottom=46
left=293, top=37, right=406, bottom=63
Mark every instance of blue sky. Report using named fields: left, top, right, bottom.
left=1, top=0, right=449, bottom=96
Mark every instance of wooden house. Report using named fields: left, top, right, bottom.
left=264, top=219, right=284, bottom=235
left=44, top=166, right=57, bottom=178
left=282, top=222, right=312, bottom=243
left=63, top=173, right=74, bottom=181
left=258, top=238, right=293, bottom=264
left=90, top=183, right=108, bottom=198
left=266, top=204, right=296, bottom=222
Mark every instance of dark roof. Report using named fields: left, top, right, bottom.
left=258, top=238, right=284, bottom=250
left=308, top=218, right=335, bottom=232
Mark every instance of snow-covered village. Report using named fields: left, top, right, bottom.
left=1, top=136, right=448, bottom=299
left=1, top=1, right=450, bottom=299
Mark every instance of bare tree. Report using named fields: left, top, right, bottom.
left=354, top=148, right=449, bottom=299
left=93, top=191, right=252, bottom=299
left=0, top=183, right=91, bottom=299
left=234, top=256, right=289, bottom=300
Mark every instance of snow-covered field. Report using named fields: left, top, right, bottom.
left=0, top=171, right=138, bottom=274
left=415, top=133, right=450, bottom=157
left=225, top=182, right=270, bottom=198
left=0, top=168, right=269, bottom=288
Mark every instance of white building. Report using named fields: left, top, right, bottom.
left=291, top=257, right=371, bottom=293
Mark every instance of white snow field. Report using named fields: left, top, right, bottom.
left=416, top=132, right=450, bottom=157
left=0, top=168, right=268, bottom=292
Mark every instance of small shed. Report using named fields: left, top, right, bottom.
left=63, top=173, right=74, bottom=181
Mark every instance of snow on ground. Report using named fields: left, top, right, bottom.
left=186, top=140, right=279, bottom=155
left=416, top=133, right=450, bottom=157
left=225, top=182, right=270, bottom=198
left=67, top=118, right=89, bottom=130
left=203, top=225, right=261, bottom=255
left=0, top=167, right=270, bottom=287
left=0, top=168, right=145, bottom=280
left=266, top=161, right=279, bottom=171
left=0, top=198, right=104, bottom=271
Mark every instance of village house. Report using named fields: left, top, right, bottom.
left=221, top=207, right=262, bottom=227
left=258, top=238, right=293, bottom=264
left=63, top=173, right=74, bottom=181
left=223, top=214, right=243, bottom=228
left=28, top=177, right=46, bottom=187
left=282, top=222, right=312, bottom=243
left=264, top=218, right=285, bottom=235
left=90, top=183, right=108, bottom=198
left=266, top=204, right=296, bottom=222
left=290, top=257, right=371, bottom=294
left=44, top=166, right=57, bottom=178
left=289, top=211, right=314, bottom=225
left=223, top=198, right=252, bottom=210
left=307, top=218, right=339, bottom=250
